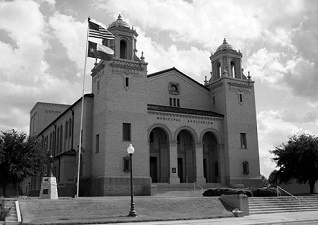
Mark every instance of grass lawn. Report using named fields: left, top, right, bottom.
left=19, top=195, right=233, bottom=224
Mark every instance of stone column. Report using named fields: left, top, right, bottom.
left=195, top=143, right=206, bottom=185
left=228, top=58, right=232, bottom=78
left=217, top=144, right=226, bottom=184
left=169, top=141, right=180, bottom=184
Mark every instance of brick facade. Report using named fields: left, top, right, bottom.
left=26, top=15, right=262, bottom=196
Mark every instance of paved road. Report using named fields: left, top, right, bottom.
left=94, top=211, right=318, bottom=225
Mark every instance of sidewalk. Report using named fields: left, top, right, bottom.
left=105, top=210, right=318, bottom=225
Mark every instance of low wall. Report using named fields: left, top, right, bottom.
left=219, top=194, right=249, bottom=216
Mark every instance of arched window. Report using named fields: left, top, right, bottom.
left=60, top=125, right=63, bottom=153
left=231, top=61, right=239, bottom=78
left=120, top=40, right=127, bottom=59
left=69, top=118, right=72, bottom=138
left=57, top=128, right=60, bottom=155
left=216, top=62, right=221, bottom=79
left=65, top=121, right=68, bottom=140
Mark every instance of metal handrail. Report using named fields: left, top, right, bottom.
left=191, top=179, right=204, bottom=193
left=277, top=186, right=301, bottom=211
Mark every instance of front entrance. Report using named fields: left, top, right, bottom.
left=177, top=129, right=195, bottom=183
left=202, top=132, right=219, bottom=183
left=149, top=127, right=170, bottom=183
left=150, top=157, right=158, bottom=183
left=177, top=158, right=184, bottom=183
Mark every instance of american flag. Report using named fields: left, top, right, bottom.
left=88, top=19, right=115, bottom=40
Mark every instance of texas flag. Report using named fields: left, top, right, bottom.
left=87, top=41, right=114, bottom=61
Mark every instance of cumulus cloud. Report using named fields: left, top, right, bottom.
left=257, top=110, right=306, bottom=177
left=246, top=48, right=286, bottom=84
left=95, top=0, right=318, bottom=104
left=137, top=29, right=210, bottom=80
left=49, top=12, right=87, bottom=69
left=0, top=0, right=87, bottom=133
left=282, top=110, right=318, bottom=124
left=94, top=0, right=263, bottom=50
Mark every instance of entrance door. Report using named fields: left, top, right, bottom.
left=150, top=157, right=158, bottom=183
left=178, top=158, right=184, bottom=183
left=203, top=158, right=207, bottom=181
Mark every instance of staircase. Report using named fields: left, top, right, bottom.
left=249, top=196, right=318, bottom=214
left=4, top=200, right=21, bottom=225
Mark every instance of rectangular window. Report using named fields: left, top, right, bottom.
left=173, top=98, right=176, bottom=106
left=213, top=96, right=216, bottom=105
left=60, top=125, right=63, bottom=153
left=69, top=119, right=72, bottom=138
left=123, top=123, right=131, bottom=141
left=240, top=133, right=247, bottom=149
left=177, top=99, right=180, bottom=107
left=170, top=98, right=173, bottom=106
left=243, top=161, right=249, bottom=174
left=239, top=94, right=243, bottom=103
left=95, top=134, right=99, bottom=153
left=65, top=121, right=68, bottom=140
left=123, top=156, right=130, bottom=172
left=125, top=77, right=129, bottom=87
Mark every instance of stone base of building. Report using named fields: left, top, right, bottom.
left=57, top=182, right=76, bottom=197
left=91, top=176, right=152, bottom=196
left=39, top=176, right=58, bottom=199
left=229, top=178, right=263, bottom=188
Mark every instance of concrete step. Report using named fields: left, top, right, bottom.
left=4, top=200, right=20, bottom=224
left=249, top=196, right=318, bottom=215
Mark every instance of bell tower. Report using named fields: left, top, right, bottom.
left=210, top=38, right=243, bottom=81
left=103, top=14, right=139, bottom=61
left=205, top=39, right=262, bottom=187
left=90, top=15, right=150, bottom=196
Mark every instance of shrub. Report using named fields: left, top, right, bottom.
left=203, top=188, right=253, bottom=197
left=0, top=197, right=11, bottom=221
left=251, top=187, right=279, bottom=197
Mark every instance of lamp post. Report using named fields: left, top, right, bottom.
left=127, top=143, right=137, bottom=217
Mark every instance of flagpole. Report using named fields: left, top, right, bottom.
left=76, top=17, right=90, bottom=198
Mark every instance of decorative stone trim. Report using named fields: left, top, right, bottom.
left=113, top=66, right=142, bottom=76
left=111, top=59, right=145, bottom=70
left=168, top=82, right=180, bottom=95
left=45, top=110, right=63, bottom=114
left=148, top=110, right=223, bottom=122
left=208, top=81, right=223, bottom=91
left=91, top=62, right=105, bottom=76
left=228, top=81, right=253, bottom=93
left=148, top=104, right=223, bottom=118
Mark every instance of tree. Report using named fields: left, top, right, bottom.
left=260, top=174, right=269, bottom=186
left=268, top=170, right=278, bottom=186
left=271, top=133, right=318, bottom=194
left=0, top=129, right=45, bottom=196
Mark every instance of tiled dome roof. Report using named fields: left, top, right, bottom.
left=216, top=38, right=234, bottom=52
left=109, top=14, right=130, bottom=28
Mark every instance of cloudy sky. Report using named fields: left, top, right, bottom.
left=1, top=0, right=318, bottom=178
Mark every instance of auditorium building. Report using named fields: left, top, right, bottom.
left=27, top=15, right=262, bottom=196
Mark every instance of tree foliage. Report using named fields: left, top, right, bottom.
left=270, top=133, right=318, bottom=193
left=268, top=170, right=279, bottom=186
left=0, top=129, right=45, bottom=196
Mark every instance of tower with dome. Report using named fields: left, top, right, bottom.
left=26, top=15, right=262, bottom=196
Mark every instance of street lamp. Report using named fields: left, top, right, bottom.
left=127, top=143, right=137, bottom=217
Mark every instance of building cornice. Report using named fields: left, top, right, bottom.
left=148, top=104, right=223, bottom=119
